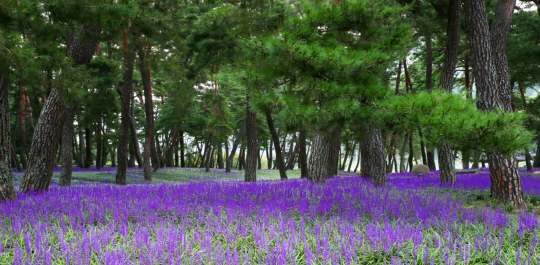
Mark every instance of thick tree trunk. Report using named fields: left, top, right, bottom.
left=438, top=143, right=456, bottom=185
left=0, top=73, right=16, bottom=201
left=465, top=0, right=524, bottom=207
left=462, top=148, right=471, bottom=169
left=245, top=99, right=257, bottom=182
left=18, top=86, right=28, bottom=168
left=217, top=142, right=224, bottom=169
left=299, top=130, right=308, bottom=177
left=21, top=89, right=71, bottom=192
left=22, top=25, right=100, bottom=191
left=116, top=38, right=135, bottom=183
left=265, top=112, right=288, bottom=179
left=308, top=130, right=330, bottom=183
left=59, top=107, right=76, bottom=186
left=328, top=130, right=341, bottom=176
left=226, top=120, right=246, bottom=172
left=361, top=123, right=386, bottom=186
left=437, top=0, right=461, bottom=183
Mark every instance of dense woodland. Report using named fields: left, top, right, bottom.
left=1, top=0, right=540, bottom=209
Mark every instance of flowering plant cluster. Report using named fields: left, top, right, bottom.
left=1, top=168, right=540, bottom=264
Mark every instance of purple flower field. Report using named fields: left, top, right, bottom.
left=2, top=168, right=540, bottom=264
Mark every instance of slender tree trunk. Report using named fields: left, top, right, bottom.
left=328, top=129, right=341, bottom=176
left=399, top=134, right=409, bottom=173
left=348, top=142, right=357, bottom=172
left=180, top=131, right=186, bottom=167
left=257, top=149, right=262, bottom=170
left=18, top=86, right=28, bottom=168
left=245, top=97, right=258, bottom=182
left=205, top=133, right=214, bottom=172
left=239, top=148, right=245, bottom=170
left=386, top=134, right=397, bottom=173
left=340, top=141, right=350, bottom=171
left=299, top=130, right=308, bottom=177
left=116, top=31, right=135, bottom=184
left=217, top=142, right=224, bottom=169
left=267, top=139, right=273, bottom=170
left=286, top=133, right=297, bottom=170
left=408, top=132, right=414, bottom=170
left=533, top=144, right=540, bottom=167
left=0, top=73, right=15, bottom=201
left=138, top=46, right=155, bottom=181
left=308, top=130, right=330, bottom=183
left=226, top=120, right=246, bottom=172
left=361, top=123, right=386, bottom=186
left=354, top=148, right=361, bottom=172
left=418, top=129, right=427, bottom=165
left=96, top=119, right=103, bottom=169
left=84, top=127, right=92, bottom=168
left=78, top=130, right=85, bottom=167
left=265, top=112, right=288, bottom=179
left=395, top=61, right=402, bottom=95
left=59, top=106, right=76, bottom=186
left=466, top=0, right=524, bottom=207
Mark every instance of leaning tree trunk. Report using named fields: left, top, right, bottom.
left=59, top=106, right=77, bottom=186
left=299, top=130, right=308, bottom=178
left=115, top=30, right=135, bottom=185
left=22, top=24, right=100, bottom=192
left=437, top=0, right=461, bottom=184
left=245, top=97, right=258, bottom=182
left=265, top=112, right=288, bottom=180
left=361, top=123, right=386, bottom=186
left=465, top=0, right=524, bottom=207
left=0, top=73, right=16, bottom=201
left=308, top=130, right=330, bottom=183
left=21, top=89, right=72, bottom=192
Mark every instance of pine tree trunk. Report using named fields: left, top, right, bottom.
left=217, top=142, right=224, bottom=169
left=78, top=130, right=85, bottom=167
left=18, top=86, right=28, bottom=168
left=299, top=130, right=308, bottom=177
left=354, top=148, right=361, bottom=172
left=226, top=120, right=246, bottom=172
left=348, top=142, right=357, bottom=172
left=340, top=141, right=350, bottom=171
left=285, top=133, right=297, bottom=170
left=84, top=127, right=92, bottom=168
left=59, top=107, right=76, bottom=186
left=465, top=0, right=524, bottom=207
left=0, top=73, right=16, bottom=201
left=386, top=134, right=397, bottom=173
left=361, top=123, right=386, bottom=186
left=327, top=128, right=341, bottom=176
left=205, top=133, right=214, bottom=172
left=533, top=144, right=540, bottom=167
left=408, top=132, right=414, bottom=170
left=138, top=47, right=155, bottom=181
left=399, top=134, right=409, bottom=173
left=115, top=31, right=135, bottom=185
left=96, top=119, right=103, bottom=169
left=265, top=112, right=288, bottom=179
left=438, top=143, right=456, bottom=185
left=419, top=129, right=427, bottom=165
left=245, top=98, right=258, bottom=182
left=21, top=89, right=71, bottom=192
left=239, top=148, right=245, bottom=170
left=308, top=130, right=330, bottom=183
left=395, top=61, right=402, bottom=95
left=180, top=131, right=186, bottom=167
left=267, top=139, right=273, bottom=170
left=462, top=148, right=471, bottom=169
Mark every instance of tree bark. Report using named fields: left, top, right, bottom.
left=96, top=118, right=103, bottom=169
left=308, top=130, right=330, bottom=183
left=395, top=61, right=401, bottom=95
left=0, top=73, right=16, bottom=201
left=386, top=134, right=397, bottom=173
left=78, top=130, right=85, bottom=167
left=138, top=46, right=155, bottom=181
left=265, top=112, right=288, bottom=179
left=418, top=129, right=427, bottom=165
left=267, top=139, right=273, bottom=170
left=22, top=24, right=100, bottom=191
left=18, top=86, right=28, bottom=168
left=438, top=143, right=456, bottom=185
left=245, top=98, right=258, bottom=182
left=226, top=120, right=246, bottom=172
left=328, top=129, right=341, bottom=176
left=204, top=133, right=214, bottom=172
left=348, top=141, right=357, bottom=172
left=408, top=132, right=414, bottom=170
left=399, top=133, right=409, bottom=173
left=285, top=132, right=297, bottom=170
left=361, top=123, right=386, bottom=186
left=59, top=106, right=76, bottom=186
left=340, top=141, right=350, bottom=171
left=217, top=142, right=224, bottom=169
left=21, top=89, right=72, bottom=192
left=180, top=131, right=186, bottom=167
left=84, top=127, right=92, bottom=168
left=437, top=0, right=461, bottom=183
left=299, top=130, right=308, bottom=177
left=465, top=0, right=524, bottom=207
